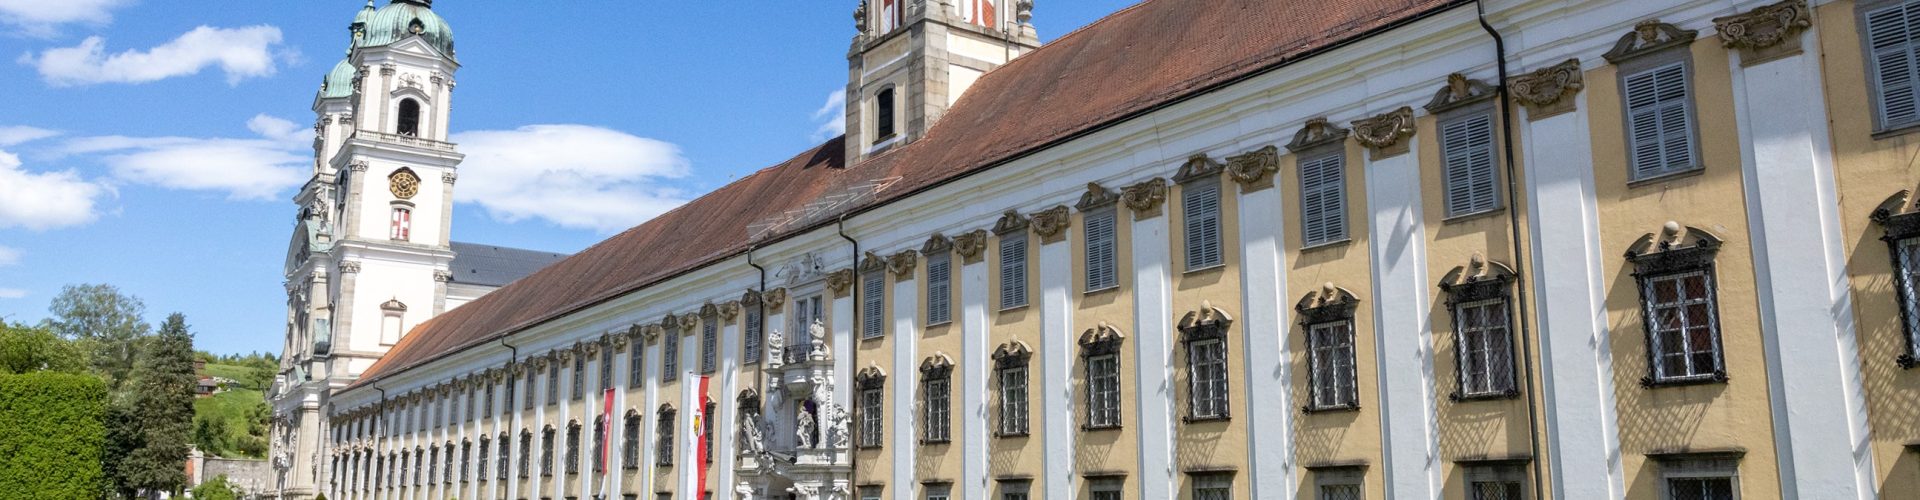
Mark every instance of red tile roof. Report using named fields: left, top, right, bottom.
left=352, top=0, right=1462, bottom=388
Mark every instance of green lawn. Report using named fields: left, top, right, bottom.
left=193, top=386, right=266, bottom=458
left=202, top=362, right=252, bottom=386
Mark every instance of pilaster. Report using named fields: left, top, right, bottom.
left=1038, top=219, right=1074, bottom=500
left=959, top=241, right=991, bottom=499
left=1357, top=110, right=1440, bottom=499
left=1127, top=182, right=1177, bottom=500
left=1234, top=153, right=1296, bottom=499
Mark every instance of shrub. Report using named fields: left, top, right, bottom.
left=0, top=372, right=108, bottom=497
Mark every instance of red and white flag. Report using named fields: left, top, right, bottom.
left=695, top=375, right=712, bottom=494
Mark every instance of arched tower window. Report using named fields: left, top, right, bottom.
left=874, top=87, right=896, bottom=142
left=397, top=98, right=422, bottom=136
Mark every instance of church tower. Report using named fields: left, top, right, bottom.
left=843, top=0, right=1040, bottom=162
left=274, top=1, right=464, bottom=497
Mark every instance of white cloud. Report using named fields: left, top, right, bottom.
left=0, top=0, right=129, bottom=36
left=0, top=245, right=18, bottom=267
left=61, top=114, right=310, bottom=200
left=0, top=126, right=58, bottom=147
left=452, top=125, right=692, bottom=233
left=20, top=25, right=287, bottom=86
left=811, top=91, right=846, bottom=142
left=0, top=288, right=25, bottom=299
left=0, top=147, right=107, bottom=230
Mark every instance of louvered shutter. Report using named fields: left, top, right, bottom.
left=1624, top=62, right=1694, bottom=179
left=1183, top=182, right=1223, bottom=269
left=927, top=253, right=951, bottom=324
left=862, top=271, right=885, bottom=338
left=1869, top=4, right=1920, bottom=128
left=1299, top=152, right=1347, bottom=246
left=1441, top=113, right=1498, bottom=216
left=1000, top=234, right=1028, bottom=309
left=1084, top=209, right=1117, bottom=290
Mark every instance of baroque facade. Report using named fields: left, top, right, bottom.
left=314, top=0, right=1920, bottom=499
left=269, top=1, right=566, bottom=497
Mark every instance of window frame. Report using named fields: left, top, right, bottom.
left=1874, top=204, right=1920, bottom=368
left=1463, top=462, right=1530, bottom=500
left=1083, top=207, right=1120, bottom=292
left=874, top=86, right=898, bottom=142
left=1190, top=471, right=1235, bottom=500
left=920, top=360, right=953, bottom=444
left=997, top=364, right=1029, bottom=437
left=622, top=410, right=641, bottom=470
left=1311, top=465, right=1366, bottom=500
left=1177, top=307, right=1233, bottom=422
left=701, top=314, right=719, bottom=374
left=1436, top=101, right=1503, bottom=219
left=999, top=231, right=1030, bottom=310
left=1181, top=179, right=1226, bottom=271
left=663, top=323, right=680, bottom=382
left=1654, top=453, right=1742, bottom=500
left=744, top=295, right=765, bottom=364
left=1298, top=290, right=1362, bottom=413
left=656, top=405, right=677, bottom=466
left=862, top=267, right=887, bottom=339
left=1440, top=264, right=1522, bottom=401
left=926, top=250, right=953, bottom=325
left=1859, top=0, right=1920, bottom=135
left=1296, top=147, right=1350, bottom=248
left=1614, top=45, right=1704, bottom=183
left=1636, top=268, right=1727, bottom=386
left=571, top=353, right=585, bottom=401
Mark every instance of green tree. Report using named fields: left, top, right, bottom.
left=0, top=321, right=87, bottom=374
left=44, top=284, right=151, bottom=389
left=0, top=372, right=108, bottom=497
left=119, top=313, right=195, bottom=497
left=189, top=474, right=239, bottom=500
left=192, top=415, right=229, bottom=455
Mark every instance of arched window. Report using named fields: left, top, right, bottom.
left=874, top=87, right=896, bottom=142
left=397, top=98, right=421, bottom=136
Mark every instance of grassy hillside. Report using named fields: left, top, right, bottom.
left=193, top=362, right=269, bottom=458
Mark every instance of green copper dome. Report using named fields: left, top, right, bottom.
left=320, top=59, right=357, bottom=99
left=360, top=0, right=455, bottom=59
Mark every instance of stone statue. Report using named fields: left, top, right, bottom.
left=766, top=328, right=786, bottom=368
left=808, top=320, right=828, bottom=361
left=796, top=408, right=816, bottom=449
left=739, top=411, right=765, bottom=454
left=824, top=403, right=850, bottom=449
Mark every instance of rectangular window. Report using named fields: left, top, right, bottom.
left=1465, top=464, right=1528, bottom=500
left=863, top=270, right=886, bottom=339
left=1193, top=473, right=1233, bottom=500
left=701, top=317, right=718, bottom=374
left=1866, top=2, right=1920, bottom=130
left=1440, top=112, right=1499, bottom=216
left=548, top=361, right=560, bottom=405
left=1298, top=151, right=1348, bottom=247
left=391, top=207, right=412, bottom=241
left=876, top=88, right=897, bottom=140
left=1091, top=478, right=1124, bottom=500
left=1183, top=181, right=1224, bottom=270
left=923, top=377, right=951, bottom=442
left=629, top=346, right=644, bottom=389
left=1084, top=208, right=1118, bottom=291
left=1897, top=238, right=1920, bottom=360
left=1454, top=298, right=1516, bottom=398
left=1307, top=321, right=1359, bottom=410
left=1641, top=270, right=1724, bottom=383
left=483, top=382, right=495, bottom=418
left=518, top=432, right=531, bottom=478
left=524, top=369, right=536, bottom=409
left=540, top=428, right=555, bottom=476
left=1660, top=456, right=1739, bottom=500
left=925, top=484, right=951, bottom=500
left=999, top=480, right=1030, bottom=500
left=744, top=305, right=763, bottom=364
left=927, top=252, right=952, bottom=325
left=663, top=327, right=680, bottom=382
left=791, top=294, right=824, bottom=362
left=860, top=387, right=884, bottom=447
left=998, top=366, right=1028, bottom=435
left=1000, top=233, right=1029, bottom=309
left=1623, top=61, right=1697, bottom=180
left=1186, top=338, right=1230, bottom=420
left=656, top=411, right=675, bottom=466
left=1087, top=354, right=1121, bottom=428
left=1314, top=467, right=1364, bottom=500
left=600, top=345, right=614, bottom=391
left=622, top=414, right=640, bottom=470
left=572, top=354, right=585, bottom=401
left=497, top=433, right=510, bottom=479
left=1667, top=477, right=1736, bottom=500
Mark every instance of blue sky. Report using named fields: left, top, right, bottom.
left=0, top=1, right=1134, bottom=355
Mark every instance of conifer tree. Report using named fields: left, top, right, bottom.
left=119, top=313, right=195, bottom=497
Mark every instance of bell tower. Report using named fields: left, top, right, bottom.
left=843, top=0, right=1040, bottom=163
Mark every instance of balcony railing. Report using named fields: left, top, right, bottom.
left=355, top=131, right=457, bottom=152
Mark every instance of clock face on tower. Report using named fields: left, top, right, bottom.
left=389, top=169, right=421, bottom=199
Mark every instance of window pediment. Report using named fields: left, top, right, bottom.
left=1079, top=322, right=1126, bottom=357
left=1177, top=301, right=1234, bottom=343
left=856, top=365, right=888, bottom=389
left=1439, top=253, right=1517, bottom=303
left=992, top=340, right=1034, bottom=369
left=1625, top=221, right=1722, bottom=275
left=1873, top=190, right=1920, bottom=240
left=1603, top=20, right=1698, bottom=64
left=920, top=353, right=955, bottom=378
left=1296, top=284, right=1361, bottom=325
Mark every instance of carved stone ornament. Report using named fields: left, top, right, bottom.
left=1079, top=322, right=1127, bottom=357
left=1286, top=117, right=1350, bottom=153
left=1177, top=301, right=1234, bottom=343
left=922, top=233, right=953, bottom=255
left=642, top=325, right=663, bottom=342
left=700, top=302, right=720, bottom=318
left=555, top=347, right=575, bottom=363
left=1295, top=283, right=1361, bottom=326
left=660, top=313, right=679, bottom=332
left=1509, top=59, right=1585, bottom=120
left=388, top=168, right=421, bottom=199
left=764, top=288, right=788, bottom=311
left=441, top=171, right=458, bottom=184
left=1031, top=205, right=1071, bottom=240
left=1076, top=182, right=1120, bottom=210
left=888, top=250, right=919, bottom=278
left=339, top=261, right=362, bottom=274
left=953, top=230, right=990, bottom=261
left=919, top=353, right=955, bottom=378
left=1713, top=0, right=1810, bottom=65
left=678, top=312, right=700, bottom=332
left=432, top=270, right=453, bottom=283
left=1122, top=177, right=1169, bottom=217
left=531, top=355, right=550, bottom=370
left=1226, top=145, right=1280, bottom=191
left=611, top=330, right=631, bottom=352
left=826, top=268, right=855, bottom=295
left=993, top=210, right=1030, bottom=235
left=347, top=160, right=369, bottom=173
left=720, top=301, right=742, bottom=321
left=1351, top=106, right=1417, bottom=160
left=991, top=340, right=1034, bottom=369
left=855, top=365, right=887, bottom=389
left=582, top=340, right=602, bottom=356
left=1603, top=20, right=1699, bottom=64
left=1623, top=221, right=1722, bottom=275
left=1172, top=154, right=1224, bottom=184
left=860, top=251, right=887, bottom=273
left=1424, top=73, right=1497, bottom=114
left=1438, top=253, right=1519, bottom=304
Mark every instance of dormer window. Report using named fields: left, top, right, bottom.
left=398, top=98, right=422, bottom=136
left=875, top=88, right=897, bottom=142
